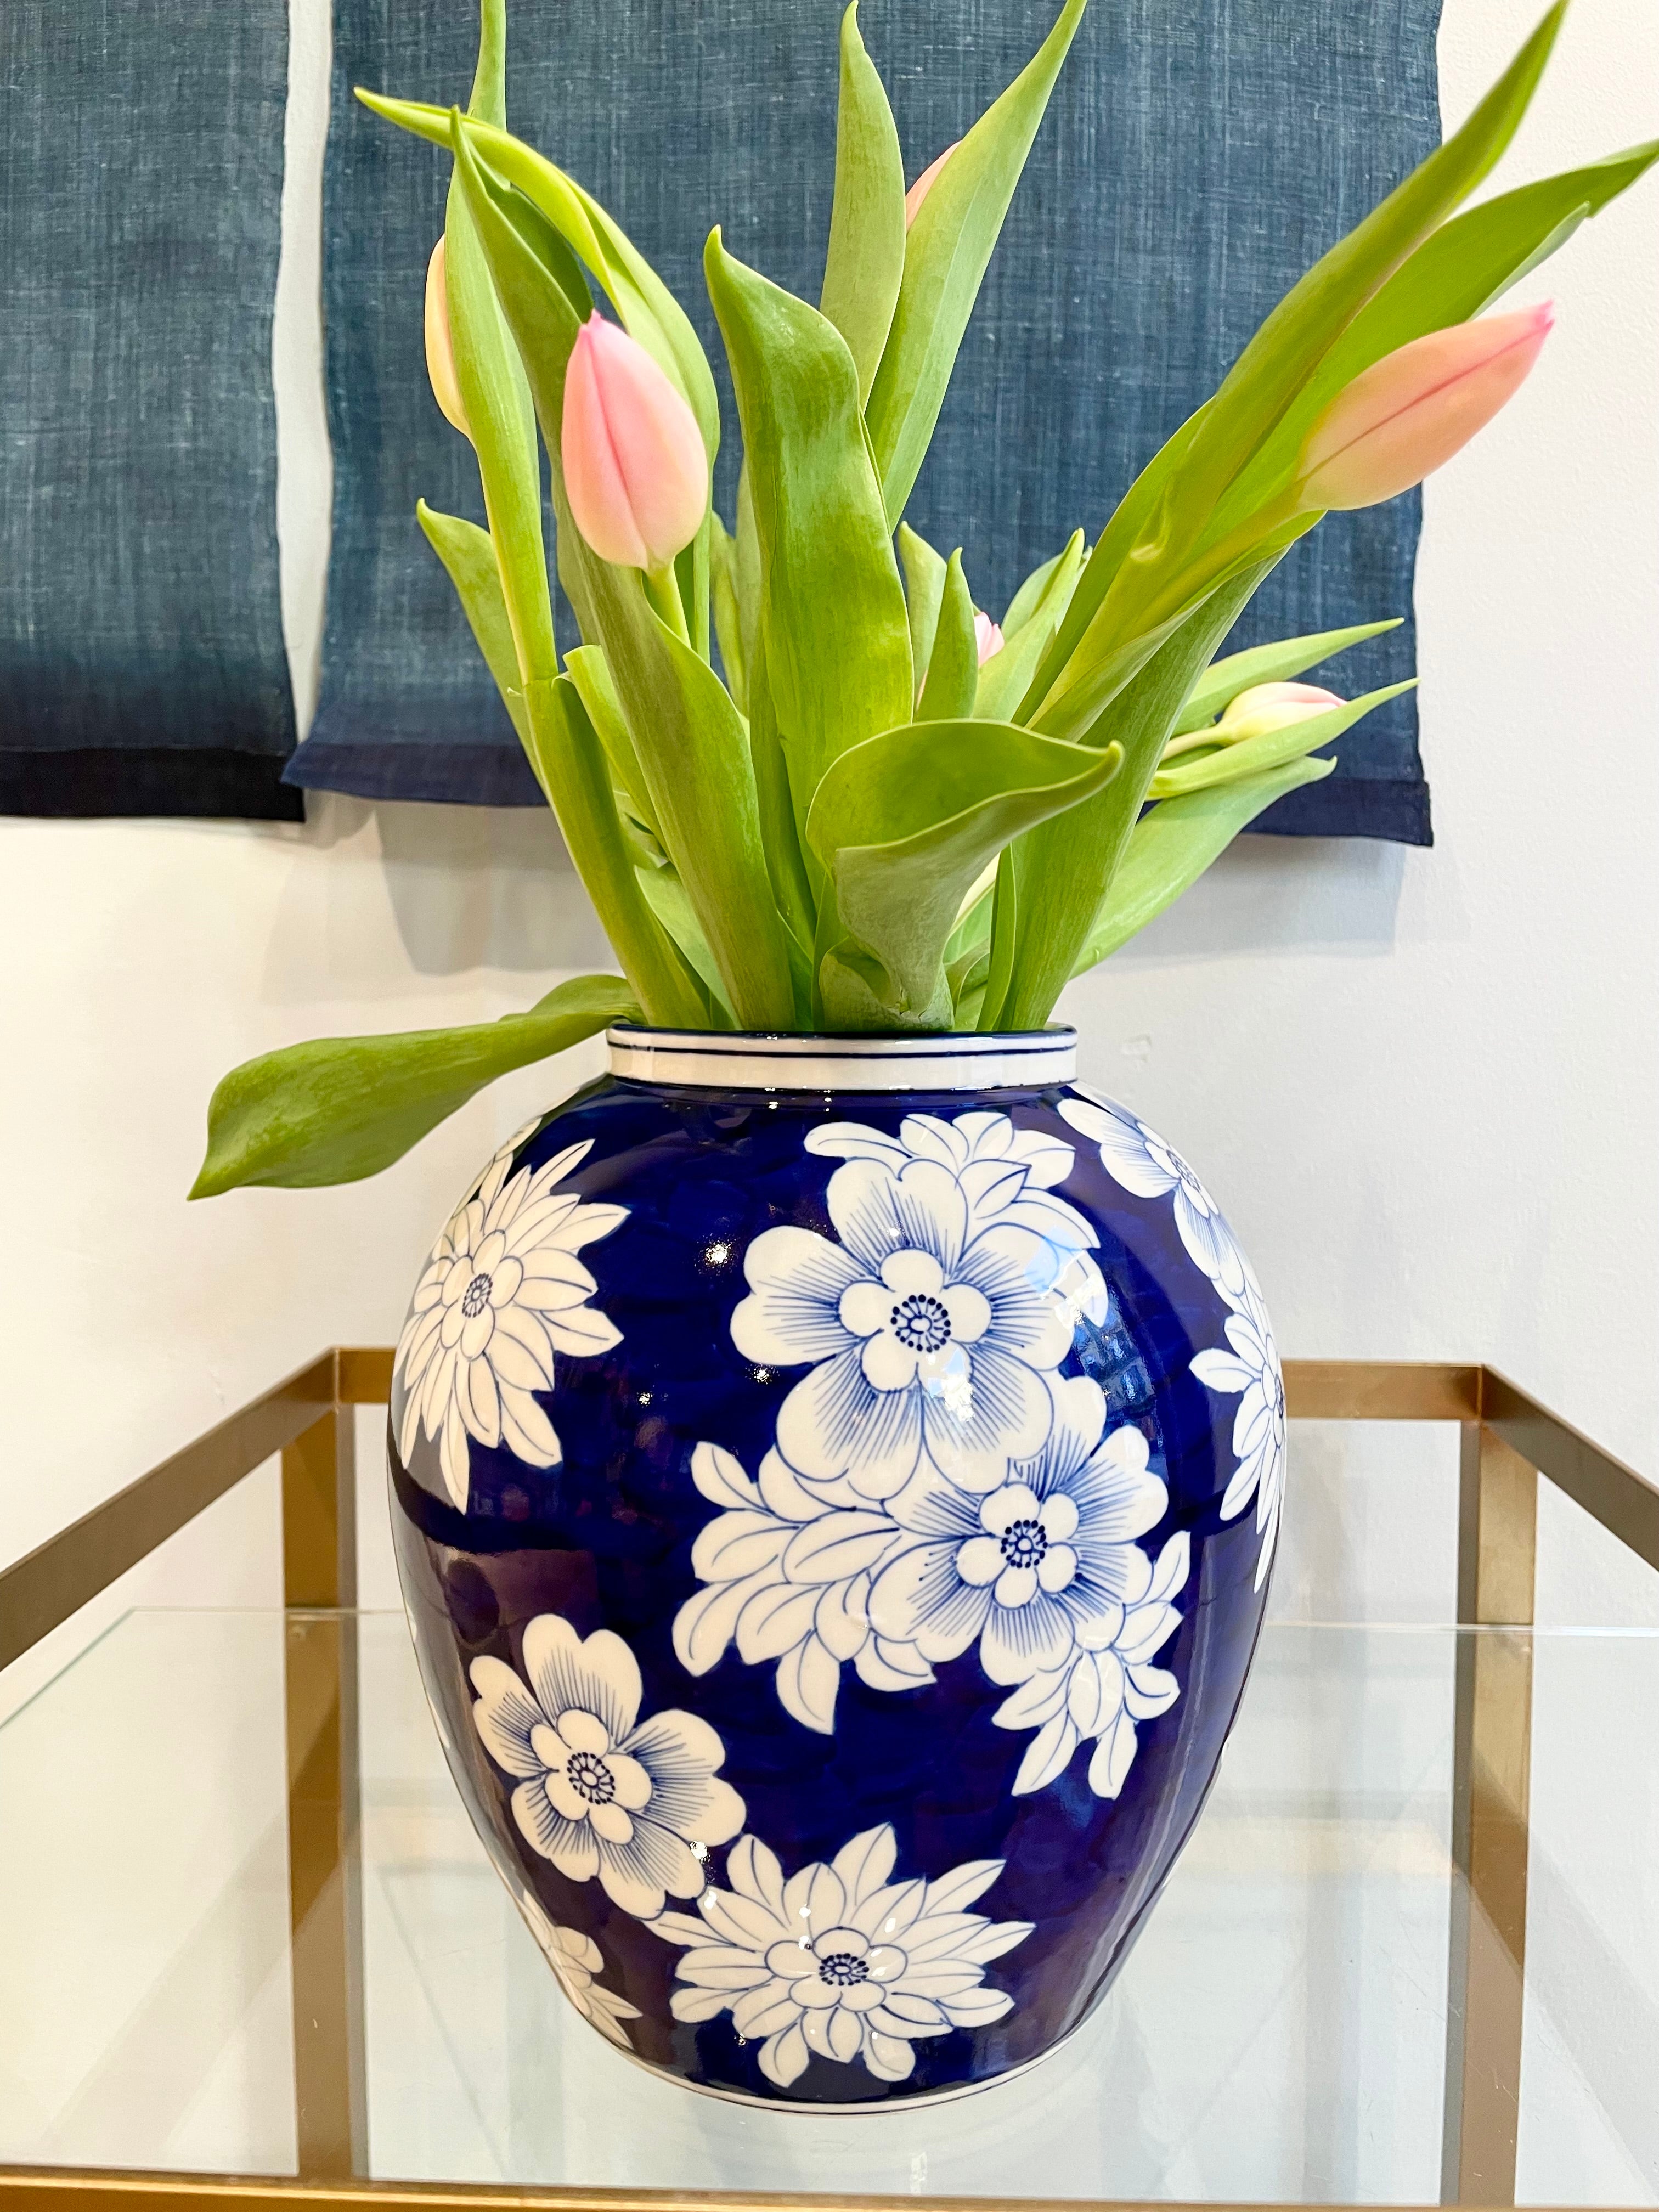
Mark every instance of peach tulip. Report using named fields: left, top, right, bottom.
left=424, top=239, right=471, bottom=440
left=974, top=610, right=1005, bottom=663
left=561, top=313, right=708, bottom=572
left=905, top=142, right=960, bottom=228
left=1295, top=302, right=1553, bottom=512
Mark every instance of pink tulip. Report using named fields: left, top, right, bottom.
left=1296, top=303, right=1554, bottom=511
left=1219, top=681, right=1342, bottom=736
left=561, top=313, right=708, bottom=572
left=905, top=141, right=960, bottom=229
left=424, top=239, right=471, bottom=439
left=1161, top=678, right=1345, bottom=765
left=974, top=610, right=1005, bottom=664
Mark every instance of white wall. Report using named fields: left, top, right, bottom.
left=0, top=0, right=1655, bottom=2186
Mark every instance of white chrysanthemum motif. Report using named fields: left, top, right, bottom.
left=1190, top=1266, right=1285, bottom=1589
left=1058, top=1088, right=1246, bottom=1301
left=868, top=1376, right=1170, bottom=1685
left=673, top=1441, right=933, bottom=1734
left=516, top=1891, right=641, bottom=2049
left=730, top=1111, right=1106, bottom=1501
left=396, top=1137, right=627, bottom=1508
left=653, top=1825, right=1032, bottom=2090
left=993, top=1530, right=1190, bottom=1797
left=470, top=1614, right=745, bottom=1919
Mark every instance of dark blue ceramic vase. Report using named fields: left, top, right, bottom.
left=388, top=1025, right=1283, bottom=2108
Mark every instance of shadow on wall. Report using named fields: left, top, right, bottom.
left=1113, top=837, right=1418, bottom=966
left=257, top=793, right=613, bottom=1001
left=198, top=788, right=1470, bottom=1000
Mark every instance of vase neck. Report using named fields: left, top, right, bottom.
left=603, top=1026, right=1077, bottom=1093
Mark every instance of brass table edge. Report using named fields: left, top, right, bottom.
left=0, top=2179, right=1603, bottom=2212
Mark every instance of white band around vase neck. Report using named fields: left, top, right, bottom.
left=604, top=1026, right=1077, bottom=1094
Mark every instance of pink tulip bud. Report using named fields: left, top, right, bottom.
left=974, top=610, right=1005, bottom=664
left=1215, top=681, right=1344, bottom=745
left=424, top=239, right=471, bottom=440
left=1296, top=303, right=1554, bottom=512
left=561, top=313, right=708, bottom=572
left=905, top=142, right=960, bottom=229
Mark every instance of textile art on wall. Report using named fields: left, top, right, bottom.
left=0, top=0, right=298, bottom=820
left=289, top=0, right=1440, bottom=841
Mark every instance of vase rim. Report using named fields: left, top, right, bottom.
left=604, top=1023, right=1077, bottom=1093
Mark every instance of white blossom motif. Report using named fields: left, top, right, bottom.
left=673, top=1441, right=933, bottom=1734
left=1058, top=1088, right=1246, bottom=1301
left=993, top=1530, right=1189, bottom=1797
left=653, top=1825, right=1031, bottom=2090
left=470, top=1613, right=745, bottom=1918
left=516, top=1891, right=641, bottom=2049
left=1058, top=1086, right=1285, bottom=1590
left=396, top=1138, right=627, bottom=1509
left=1190, top=1266, right=1285, bottom=1589
left=869, top=1376, right=1171, bottom=1686
left=731, top=1111, right=1106, bottom=1501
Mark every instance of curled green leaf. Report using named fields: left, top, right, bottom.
left=190, top=976, right=641, bottom=1197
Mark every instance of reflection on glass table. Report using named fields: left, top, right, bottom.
left=2, top=1606, right=1655, bottom=2205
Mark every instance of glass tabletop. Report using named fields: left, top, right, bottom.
left=2, top=1605, right=1655, bottom=2205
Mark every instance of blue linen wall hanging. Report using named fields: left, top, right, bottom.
left=0, top=0, right=298, bottom=820
left=290, top=0, right=1440, bottom=843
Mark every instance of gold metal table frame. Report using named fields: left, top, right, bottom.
left=2, top=1353, right=1656, bottom=2212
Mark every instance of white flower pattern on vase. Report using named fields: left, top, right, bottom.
left=470, top=1613, right=745, bottom=1918
left=1190, top=1266, right=1285, bottom=1589
left=673, top=1441, right=933, bottom=1734
left=515, top=1891, right=641, bottom=2049
left=730, top=1111, right=1106, bottom=1502
left=653, top=1825, right=1031, bottom=2090
left=1058, top=1088, right=1246, bottom=1301
left=396, top=1137, right=628, bottom=1509
left=869, top=1375, right=1171, bottom=1685
left=993, top=1530, right=1189, bottom=1796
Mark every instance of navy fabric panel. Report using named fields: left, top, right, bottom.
left=0, top=0, right=298, bottom=820
left=295, top=0, right=1437, bottom=842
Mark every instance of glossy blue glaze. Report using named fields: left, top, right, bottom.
left=388, top=1058, right=1280, bottom=2106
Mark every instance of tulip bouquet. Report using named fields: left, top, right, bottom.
left=194, top=0, right=1654, bottom=1197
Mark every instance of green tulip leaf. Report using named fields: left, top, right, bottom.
left=866, top=0, right=1090, bottom=522
left=1070, top=757, right=1336, bottom=973
left=415, top=503, right=529, bottom=746
left=708, top=511, right=748, bottom=712
left=190, top=974, right=641, bottom=1197
left=1002, top=541, right=1077, bottom=636
left=898, top=522, right=947, bottom=705
left=976, top=849, right=1020, bottom=1031
left=634, top=862, right=736, bottom=1023
left=974, top=529, right=1085, bottom=721
left=917, top=550, right=978, bottom=721
left=820, top=2, right=907, bottom=403
left=1172, top=616, right=1402, bottom=736
left=561, top=546, right=797, bottom=1028
left=999, top=561, right=1274, bottom=1029
left=746, top=625, right=820, bottom=966
left=806, top=717, right=1124, bottom=1019
left=704, top=230, right=913, bottom=817
left=442, top=140, right=556, bottom=699
left=562, top=645, right=657, bottom=836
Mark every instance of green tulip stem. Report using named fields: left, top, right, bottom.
left=646, top=562, right=691, bottom=645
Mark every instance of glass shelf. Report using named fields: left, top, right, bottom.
left=3, top=1605, right=1656, bottom=2205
